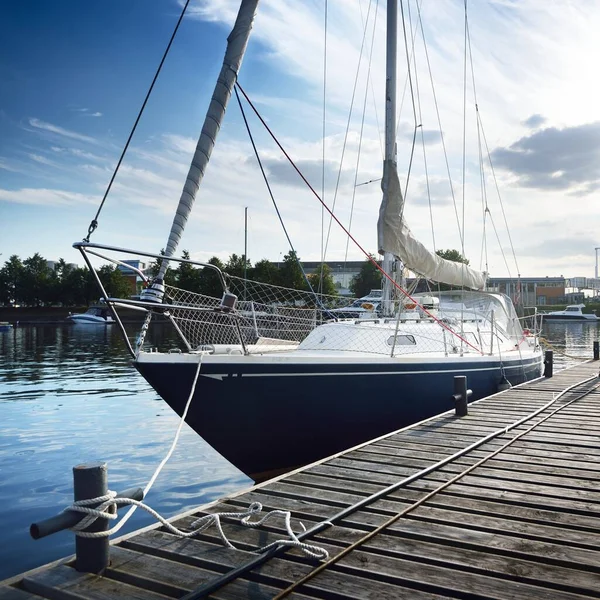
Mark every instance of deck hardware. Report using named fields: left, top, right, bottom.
left=594, top=341, right=599, bottom=361
left=452, top=375, right=472, bottom=416
left=29, top=462, right=143, bottom=574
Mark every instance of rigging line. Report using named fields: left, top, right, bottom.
left=477, top=112, right=491, bottom=275
left=406, top=1, right=430, bottom=245
left=465, top=16, right=519, bottom=276
left=235, top=82, right=483, bottom=354
left=407, top=0, right=441, bottom=300
left=83, top=0, right=191, bottom=243
left=477, top=109, right=521, bottom=275
left=233, top=88, right=325, bottom=310
left=416, top=2, right=464, bottom=252
left=461, top=0, right=468, bottom=264
left=357, top=0, right=385, bottom=161
left=399, top=0, right=419, bottom=203
left=463, top=15, right=489, bottom=276
left=323, top=0, right=373, bottom=264
left=319, top=0, right=328, bottom=294
left=395, top=0, right=423, bottom=144
left=478, top=143, right=489, bottom=274
left=487, top=208, right=513, bottom=280
left=344, top=0, right=380, bottom=265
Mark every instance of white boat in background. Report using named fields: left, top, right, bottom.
left=67, top=304, right=114, bottom=325
left=74, top=0, right=543, bottom=481
left=542, top=304, right=599, bottom=322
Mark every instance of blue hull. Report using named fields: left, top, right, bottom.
left=135, top=355, right=542, bottom=480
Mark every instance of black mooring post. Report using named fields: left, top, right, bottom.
left=543, top=350, right=553, bottom=378
left=453, top=375, right=470, bottom=417
left=73, top=462, right=110, bottom=574
left=594, top=341, right=599, bottom=361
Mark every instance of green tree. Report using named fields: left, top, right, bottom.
left=350, top=255, right=382, bottom=298
left=307, top=263, right=337, bottom=296
left=97, top=265, right=132, bottom=299
left=176, top=250, right=201, bottom=293
left=0, top=255, right=25, bottom=306
left=225, top=253, right=251, bottom=279
left=198, top=256, right=226, bottom=298
left=47, top=258, right=76, bottom=305
left=253, top=258, right=280, bottom=286
left=279, top=250, right=305, bottom=291
left=62, top=266, right=95, bottom=306
left=21, top=253, right=52, bottom=306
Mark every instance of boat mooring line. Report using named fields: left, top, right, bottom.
left=66, top=358, right=204, bottom=540
left=180, top=372, right=599, bottom=600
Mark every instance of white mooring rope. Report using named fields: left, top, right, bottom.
left=64, top=354, right=328, bottom=560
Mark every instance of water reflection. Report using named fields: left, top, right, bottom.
left=0, top=323, right=251, bottom=581
left=0, top=320, right=598, bottom=581
left=541, top=320, right=600, bottom=369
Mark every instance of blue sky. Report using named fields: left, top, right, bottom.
left=2, top=0, right=600, bottom=279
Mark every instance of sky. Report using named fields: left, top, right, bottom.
left=1, top=0, right=600, bottom=280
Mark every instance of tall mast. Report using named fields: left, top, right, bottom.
left=156, top=0, right=259, bottom=284
left=381, top=0, right=398, bottom=316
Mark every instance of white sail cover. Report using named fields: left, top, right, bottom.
left=377, top=160, right=487, bottom=290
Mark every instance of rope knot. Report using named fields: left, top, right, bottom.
left=67, top=490, right=118, bottom=535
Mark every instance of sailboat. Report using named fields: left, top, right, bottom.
left=75, top=0, right=543, bottom=481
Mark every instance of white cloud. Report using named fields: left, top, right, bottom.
left=28, top=153, right=59, bottom=167
left=0, top=157, right=20, bottom=172
left=0, top=187, right=98, bottom=207
left=28, top=118, right=97, bottom=144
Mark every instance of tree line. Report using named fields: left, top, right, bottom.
left=0, top=254, right=133, bottom=307
left=0, top=250, right=386, bottom=307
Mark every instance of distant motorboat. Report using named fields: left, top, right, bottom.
left=542, top=304, right=599, bottom=322
left=67, top=305, right=114, bottom=325
left=0, top=321, right=12, bottom=332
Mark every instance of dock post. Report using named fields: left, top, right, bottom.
left=73, top=462, right=110, bottom=574
left=543, top=350, right=553, bottom=378
left=452, top=376, right=471, bottom=417
left=594, top=341, right=599, bottom=361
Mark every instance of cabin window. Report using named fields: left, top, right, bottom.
left=387, top=334, right=416, bottom=346
left=566, top=307, right=579, bottom=312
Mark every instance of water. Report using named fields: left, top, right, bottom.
left=0, top=320, right=598, bottom=582
left=0, top=323, right=251, bottom=581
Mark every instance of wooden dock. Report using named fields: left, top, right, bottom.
left=3, top=361, right=600, bottom=599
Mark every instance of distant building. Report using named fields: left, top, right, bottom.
left=117, top=260, right=147, bottom=294
left=46, top=260, right=77, bottom=271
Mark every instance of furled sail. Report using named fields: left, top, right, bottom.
left=156, top=0, right=259, bottom=281
left=377, top=160, right=487, bottom=290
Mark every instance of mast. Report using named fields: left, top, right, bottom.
left=381, top=0, right=398, bottom=317
left=376, top=0, right=486, bottom=291
left=153, top=0, right=259, bottom=289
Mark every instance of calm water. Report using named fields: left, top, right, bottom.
left=0, top=323, right=251, bottom=581
left=0, top=320, right=598, bottom=581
